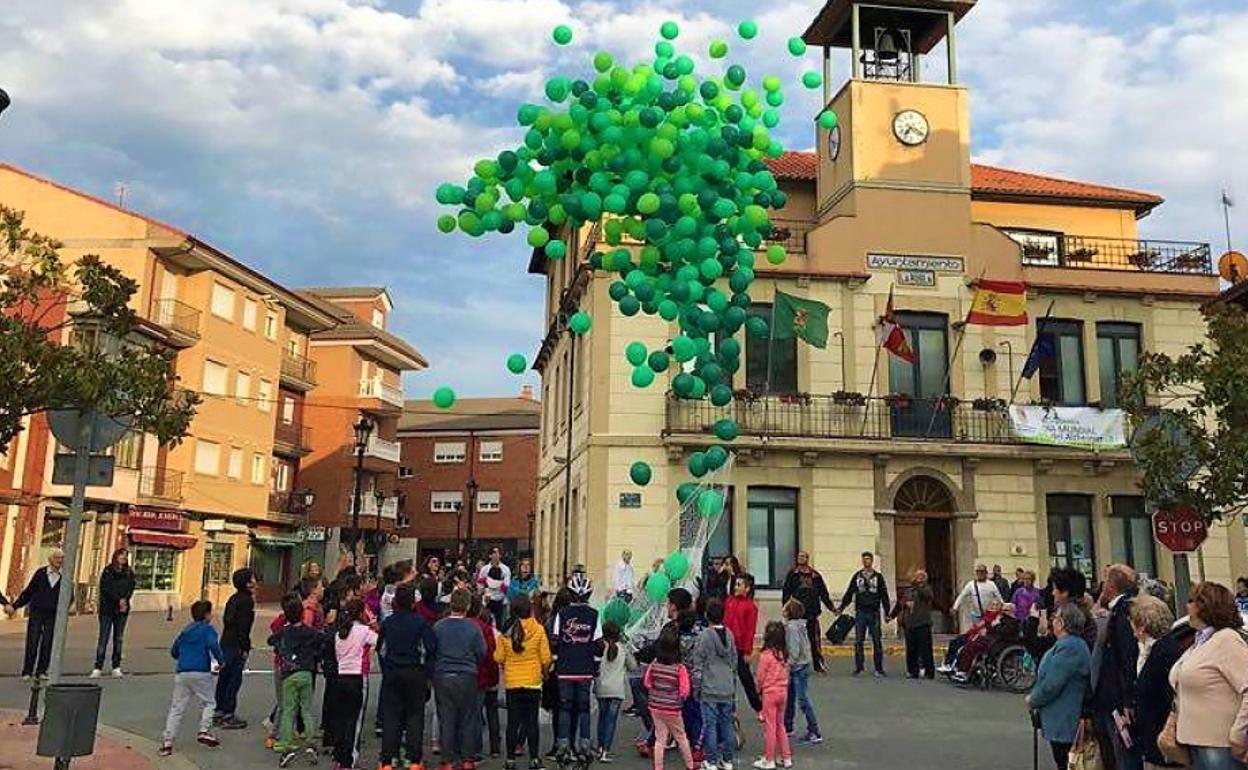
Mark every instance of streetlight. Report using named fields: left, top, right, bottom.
left=465, top=477, right=479, bottom=558
left=295, top=489, right=316, bottom=575
left=526, top=510, right=536, bottom=561
left=350, top=415, right=374, bottom=568
left=373, top=487, right=386, bottom=574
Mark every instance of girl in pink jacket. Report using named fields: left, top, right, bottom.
left=643, top=629, right=696, bottom=770
left=754, top=622, right=792, bottom=769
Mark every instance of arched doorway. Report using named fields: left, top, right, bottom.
left=893, top=475, right=957, bottom=630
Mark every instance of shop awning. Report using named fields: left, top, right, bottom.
left=253, top=535, right=300, bottom=548
left=129, top=528, right=198, bottom=550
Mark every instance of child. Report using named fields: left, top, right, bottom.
left=159, top=600, right=223, bottom=756
left=595, top=620, right=634, bottom=762
left=634, top=588, right=695, bottom=757
left=643, top=628, right=695, bottom=770
left=552, top=574, right=602, bottom=760
left=301, top=577, right=327, bottom=629
left=497, top=593, right=552, bottom=770
left=214, top=568, right=255, bottom=730
left=269, top=594, right=322, bottom=767
left=328, top=599, right=377, bottom=770
left=264, top=602, right=291, bottom=747
left=754, top=622, right=791, bottom=770
left=692, top=599, right=738, bottom=770
left=434, top=588, right=487, bottom=770
left=378, top=584, right=438, bottom=770
left=472, top=595, right=503, bottom=761
left=782, top=601, right=821, bottom=744
left=724, top=575, right=762, bottom=713
left=543, top=588, right=574, bottom=758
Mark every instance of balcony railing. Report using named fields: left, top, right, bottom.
left=347, top=495, right=399, bottom=519
left=281, top=351, right=317, bottom=386
left=138, top=466, right=184, bottom=501
left=274, top=423, right=312, bottom=452
left=269, top=490, right=311, bottom=516
left=347, top=434, right=401, bottom=463
left=764, top=219, right=815, bottom=255
left=359, top=377, right=404, bottom=407
left=150, top=299, right=202, bottom=341
left=667, top=394, right=1033, bottom=445
left=1018, top=234, right=1213, bottom=275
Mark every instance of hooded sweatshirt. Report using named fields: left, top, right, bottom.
left=691, top=625, right=738, bottom=703
left=220, top=571, right=256, bottom=652
left=171, top=620, right=223, bottom=673
left=724, top=595, right=759, bottom=656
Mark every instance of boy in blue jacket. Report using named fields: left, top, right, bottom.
left=159, top=600, right=224, bottom=756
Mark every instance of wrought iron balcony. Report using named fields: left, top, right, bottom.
left=138, top=466, right=184, bottom=502
left=274, top=423, right=312, bottom=454
left=764, top=219, right=815, bottom=255
left=1016, top=233, right=1213, bottom=275
left=281, top=350, right=317, bottom=388
left=150, top=299, right=202, bottom=344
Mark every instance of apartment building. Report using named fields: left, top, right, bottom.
left=0, top=164, right=342, bottom=610
left=530, top=0, right=1241, bottom=624
left=296, top=287, right=426, bottom=576
left=395, top=389, right=540, bottom=566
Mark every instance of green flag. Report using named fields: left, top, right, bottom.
left=772, top=290, right=830, bottom=349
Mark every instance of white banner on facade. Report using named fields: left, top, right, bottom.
left=1007, top=406, right=1128, bottom=449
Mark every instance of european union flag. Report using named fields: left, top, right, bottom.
left=1021, top=334, right=1055, bottom=379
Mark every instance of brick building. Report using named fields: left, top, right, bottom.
left=395, top=390, right=540, bottom=566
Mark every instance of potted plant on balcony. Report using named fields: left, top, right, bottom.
left=971, top=397, right=1007, bottom=412
left=733, top=388, right=762, bottom=403
left=778, top=391, right=812, bottom=406
left=884, top=392, right=912, bottom=409
left=932, top=394, right=962, bottom=412
left=832, top=390, right=867, bottom=406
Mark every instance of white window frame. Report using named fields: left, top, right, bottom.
left=264, top=312, right=278, bottom=340
left=476, top=490, right=501, bottom=513
left=280, top=396, right=295, bottom=425
left=250, top=453, right=266, bottom=485
left=398, top=466, right=414, bottom=480
left=234, top=371, right=252, bottom=405
left=242, top=298, right=258, bottom=331
left=479, top=440, right=503, bottom=462
left=434, top=442, right=466, bottom=463
left=202, top=360, right=228, bottom=396
left=371, top=308, right=384, bottom=329
left=227, top=448, right=243, bottom=479
left=431, top=491, right=463, bottom=513
left=210, top=283, right=236, bottom=321
left=258, top=379, right=274, bottom=413
left=194, top=440, right=221, bottom=476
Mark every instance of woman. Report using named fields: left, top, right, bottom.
left=508, top=558, right=540, bottom=604
left=92, top=547, right=135, bottom=678
left=422, top=555, right=443, bottom=581
left=1131, top=594, right=1183, bottom=770
left=1011, top=570, right=1042, bottom=622
left=1026, top=603, right=1091, bottom=770
left=893, top=569, right=935, bottom=679
left=1169, top=582, right=1248, bottom=770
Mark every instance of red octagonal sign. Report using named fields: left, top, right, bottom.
left=1153, top=506, right=1208, bottom=553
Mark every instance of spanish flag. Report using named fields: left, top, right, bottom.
left=967, top=280, right=1028, bottom=326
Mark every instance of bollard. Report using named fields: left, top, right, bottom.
left=22, top=679, right=41, bottom=725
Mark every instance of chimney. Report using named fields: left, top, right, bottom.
left=520, top=384, right=535, bottom=400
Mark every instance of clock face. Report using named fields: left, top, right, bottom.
left=893, top=109, right=930, bottom=146
left=826, top=125, right=841, bottom=160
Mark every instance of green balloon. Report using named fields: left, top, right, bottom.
left=625, top=341, right=647, bottom=366
left=746, top=315, right=769, bottom=338
left=552, top=25, right=573, bottom=45
left=713, top=419, right=739, bottom=441
left=648, top=350, right=670, bottom=373
left=546, top=240, right=567, bottom=260
left=697, top=489, right=725, bottom=518
left=660, top=20, right=680, bottom=40
left=432, top=386, right=456, bottom=410
left=688, top=452, right=708, bottom=478
left=630, top=461, right=652, bottom=486
left=437, top=215, right=456, bottom=233
left=664, top=551, right=690, bottom=582
left=569, top=312, right=592, bottom=335
left=705, top=444, right=729, bottom=470
left=604, top=597, right=630, bottom=627
left=527, top=227, right=550, bottom=248
left=818, top=111, right=839, bottom=130
left=767, top=244, right=787, bottom=265
left=787, top=37, right=807, bottom=56
left=802, top=70, right=823, bottom=89
left=709, top=40, right=728, bottom=59
left=631, top=365, right=655, bottom=388
left=672, top=372, right=695, bottom=396
left=710, top=384, right=733, bottom=407
left=506, top=353, right=527, bottom=374
left=645, top=571, right=671, bottom=603
left=738, top=20, right=758, bottom=40
left=658, top=300, right=680, bottom=321
left=628, top=606, right=644, bottom=625
left=676, top=482, right=698, bottom=505
left=671, top=336, right=696, bottom=362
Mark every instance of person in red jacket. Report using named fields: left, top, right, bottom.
left=472, top=596, right=503, bottom=760
left=723, top=574, right=763, bottom=712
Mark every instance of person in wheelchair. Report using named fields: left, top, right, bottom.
left=938, top=599, right=1015, bottom=683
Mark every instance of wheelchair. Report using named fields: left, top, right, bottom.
left=960, top=618, right=1042, bottom=694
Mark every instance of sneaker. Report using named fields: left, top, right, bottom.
left=778, top=760, right=793, bottom=769
left=851, top=669, right=862, bottom=678
left=158, top=742, right=173, bottom=757
left=20, top=674, right=31, bottom=683
left=221, top=716, right=248, bottom=730
left=304, top=747, right=319, bottom=765
left=599, top=749, right=613, bottom=763
left=721, top=763, right=734, bottom=770
left=279, top=750, right=301, bottom=768
left=693, top=748, right=706, bottom=763
left=751, top=760, right=775, bottom=770
left=702, top=762, right=719, bottom=770
left=463, top=761, right=477, bottom=770
left=801, top=732, right=823, bottom=745
left=89, top=669, right=102, bottom=679
left=196, top=731, right=220, bottom=748
left=874, top=671, right=886, bottom=679
left=504, top=761, right=517, bottom=770
left=935, top=663, right=954, bottom=675
left=635, top=743, right=651, bottom=759
left=111, top=667, right=124, bottom=678
left=529, top=760, right=545, bottom=770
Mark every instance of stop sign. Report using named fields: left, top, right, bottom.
left=1153, top=506, right=1208, bottom=552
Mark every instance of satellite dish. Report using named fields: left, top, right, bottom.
left=1130, top=411, right=1200, bottom=481
left=1219, top=251, right=1248, bottom=284
left=48, top=409, right=133, bottom=452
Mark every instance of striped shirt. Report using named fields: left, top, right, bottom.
left=643, top=661, right=690, bottom=715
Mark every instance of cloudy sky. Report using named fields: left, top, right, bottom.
left=2, top=0, right=1245, bottom=398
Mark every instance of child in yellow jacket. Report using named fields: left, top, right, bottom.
left=495, top=594, right=552, bottom=769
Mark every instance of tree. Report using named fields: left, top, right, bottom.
left=0, top=204, right=198, bottom=448
left=1120, top=301, right=1248, bottom=522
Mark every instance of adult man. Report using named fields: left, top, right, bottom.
left=990, top=565, right=1012, bottom=605
left=952, top=564, right=1003, bottom=632
left=611, top=550, right=635, bottom=602
left=11, top=550, right=68, bottom=680
left=782, top=551, right=837, bottom=673
left=1092, top=564, right=1141, bottom=770
left=214, top=568, right=256, bottom=730
left=837, top=552, right=891, bottom=677
left=476, top=547, right=512, bottom=628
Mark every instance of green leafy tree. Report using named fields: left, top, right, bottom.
left=1121, top=302, right=1248, bottom=522
left=0, top=204, right=198, bottom=448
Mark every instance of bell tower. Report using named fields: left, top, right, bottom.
left=801, top=0, right=977, bottom=221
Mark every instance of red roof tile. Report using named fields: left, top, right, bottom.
left=764, top=151, right=1163, bottom=213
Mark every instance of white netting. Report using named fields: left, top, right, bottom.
left=620, top=457, right=732, bottom=646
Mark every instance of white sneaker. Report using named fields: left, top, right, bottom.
left=779, top=760, right=793, bottom=769
left=721, top=763, right=734, bottom=770
left=752, top=760, right=776, bottom=770
left=89, top=669, right=102, bottom=679
left=111, top=667, right=124, bottom=678
left=703, top=762, right=719, bottom=770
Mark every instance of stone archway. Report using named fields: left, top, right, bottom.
left=892, top=473, right=958, bottom=629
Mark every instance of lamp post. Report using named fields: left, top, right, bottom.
left=296, top=489, right=316, bottom=577
left=526, top=510, right=536, bottom=560
left=465, top=477, right=479, bottom=559
left=350, top=415, right=374, bottom=569
left=373, top=487, right=385, bottom=574
left=453, top=500, right=464, bottom=560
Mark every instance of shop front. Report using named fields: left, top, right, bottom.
left=250, top=531, right=301, bottom=602
left=126, top=506, right=196, bottom=612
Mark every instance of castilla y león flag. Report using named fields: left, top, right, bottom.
left=967, top=280, right=1028, bottom=326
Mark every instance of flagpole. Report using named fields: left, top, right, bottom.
left=860, top=284, right=892, bottom=437
left=1223, top=189, right=1235, bottom=256
left=766, top=283, right=778, bottom=396
left=924, top=270, right=984, bottom=438
left=1011, top=300, right=1056, bottom=404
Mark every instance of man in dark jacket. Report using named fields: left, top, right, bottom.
left=1091, top=564, right=1141, bottom=770
left=213, top=568, right=256, bottom=730
left=838, top=551, right=892, bottom=677
left=93, top=548, right=136, bottom=677
left=782, top=551, right=837, bottom=673
left=12, top=550, right=68, bottom=680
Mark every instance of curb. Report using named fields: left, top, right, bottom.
left=821, top=644, right=949, bottom=658
left=96, top=722, right=200, bottom=770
